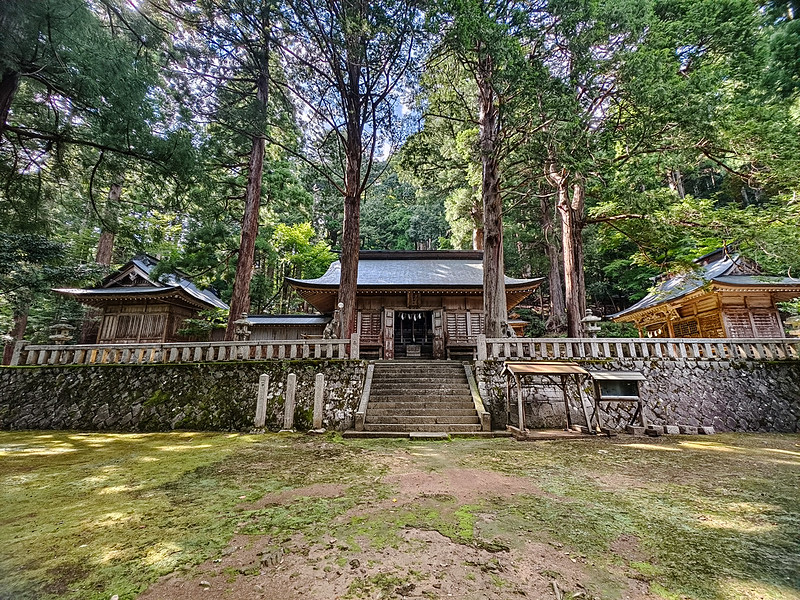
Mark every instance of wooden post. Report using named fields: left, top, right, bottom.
left=313, top=373, right=324, bottom=429
left=254, top=374, right=269, bottom=429
left=282, top=373, right=296, bottom=431
left=516, top=373, right=525, bottom=432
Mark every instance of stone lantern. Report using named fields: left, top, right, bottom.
left=581, top=308, right=602, bottom=338
left=48, top=323, right=75, bottom=345
left=786, top=315, right=800, bottom=338
left=233, top=313, right=252, bottom=341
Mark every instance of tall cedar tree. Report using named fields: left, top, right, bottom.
left=275, top=0, right=421, bottom=339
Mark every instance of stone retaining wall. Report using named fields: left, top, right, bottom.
left=0, top=361, right=365, bottom=432
left=476, top=358, right=800, bottom=433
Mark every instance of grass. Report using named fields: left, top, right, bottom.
left=0, top=431, right=798, bottom=599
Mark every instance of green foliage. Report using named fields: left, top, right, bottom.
left=176, top=308, right=229, bottom=341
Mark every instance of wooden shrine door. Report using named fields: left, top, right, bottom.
left=432, top=309, right=444, bottom=359
left=383, top=309, right=395, bottom=359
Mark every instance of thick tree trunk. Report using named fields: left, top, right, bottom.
left=2, top=306, right=28, bottom=365
left=225, top=63, right=269, bottom=339
left=225, top=133, right=266, bottom=339
left=476, top=54, right=506, bottom=338
left=337, top=139, right=362, bottom=340
left=0, top=69, right=20, bottom=140
left=540, top=194, right=566, bottom=333
left=95, top=183, right=122, bottom=266
left=557, top=181, right=586, bottom=338
left=546, top=161, right=585, bottom=338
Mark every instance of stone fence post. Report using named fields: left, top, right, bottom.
left=281, top=373, right=297, bottom=431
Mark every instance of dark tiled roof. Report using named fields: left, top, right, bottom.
left=288, top=251, right=542, bottom=289
left=248, top=315, right=331, bottom=326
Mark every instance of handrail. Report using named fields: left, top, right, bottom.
left=464, top=363, right=490, bottom=431
left=479, top=336, right=800, bottom=361
left=9, top=336, right=359, bottom=366
left=354, top=363, right=375, bottom=431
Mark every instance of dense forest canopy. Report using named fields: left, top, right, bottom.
left=1, top=0, right=799, bottom=344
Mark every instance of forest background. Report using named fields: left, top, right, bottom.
left=1, top=0, right=799, bottom=345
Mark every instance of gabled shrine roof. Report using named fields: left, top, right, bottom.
left=287, top=251, right=543, bottom=289
left=610, top=250, right=800, bottom=320
left=55, top=254, right=228, bottom=310
left=287, top=250, right=543, bottom=315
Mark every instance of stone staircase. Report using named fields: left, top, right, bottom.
left=362, top=361, right=482, bottom=433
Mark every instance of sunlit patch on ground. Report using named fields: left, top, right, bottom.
left=0, top=431, right=798, bottom=600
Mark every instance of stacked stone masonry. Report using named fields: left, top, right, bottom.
left=0, top=361, right=365, bottom=432
left=1, top=355, right=799, bottom=433
left=476, top=358, right=800, bottom=433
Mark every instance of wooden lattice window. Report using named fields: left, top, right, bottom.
left=446, top=312, right=468, bottom=340
left=469, top=312, right=485, bottom=336
left=698, top=313, right=725, bottom=338
left=751, top=310, right=782, bottom=338
left=357, top=311, right=382, bottom=344
left=724, top=309, right=754, bottom=338
left=140, top=314, right=167, bottom=341
left=672, top=318, right=700, bottom=338
left=115, top=314, right=143, bottom=340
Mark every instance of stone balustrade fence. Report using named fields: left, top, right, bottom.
left=9, top=335, right=798, bottom=366
left=479, top=336, right=800, bottom=362
left=9, top=335, right=359, bottom=366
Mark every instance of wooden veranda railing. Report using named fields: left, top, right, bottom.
left=479, top=336, right=800, bottom=361
left=9, top=335, right=359, bottom=366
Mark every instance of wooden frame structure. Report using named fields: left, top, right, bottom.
left=503, top=362, right=592, bottom=432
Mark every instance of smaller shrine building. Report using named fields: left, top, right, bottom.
left=610, top=249, right=800, bottom=338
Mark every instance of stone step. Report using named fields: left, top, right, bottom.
left=341, top=430, right=512, bottom=439
left=363, top=423, right=482, bottom=433
left=372, top=375, right=467, bottom=382
left=366, top=415, right=481, bottom=425
left=374, top=365, right=465, bottom=370
left=369, top=396, right=474, bottom=404
left=368, top=407, right=478, bottom=417
left=370, top=385, right=470, bottom=394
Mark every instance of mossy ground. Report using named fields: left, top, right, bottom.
left=0, top=431, right=798, bottom=599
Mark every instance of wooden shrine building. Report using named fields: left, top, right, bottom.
left=288, top=250, right=543, bottom=358
left=610, top=249, right=800, bottom=338
left=56, top=255, right=228, bottom=344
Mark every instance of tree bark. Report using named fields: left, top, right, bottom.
left=0, top=69, right=20, bottom=140
left=338, top=154, right=361, bottom=340
left=477, top=53, right=507, bottom=338
left=95, top=182, right=122, bottom=266
left=2, top=306, right=28, bottom=365
left=540, top=194, right=566, bottom=333
left=225, top=55, right=270, bottom=339
left=557, top=181, right=586, bottom=338
left=225, top=133, right=266, bottom=339
left=547, top=161, right=585, bottom=338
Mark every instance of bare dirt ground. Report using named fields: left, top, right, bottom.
left=139, top=458, right=659, bottom=600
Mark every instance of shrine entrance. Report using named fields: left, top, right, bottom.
left=393, top=310, right=434, bottom=358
